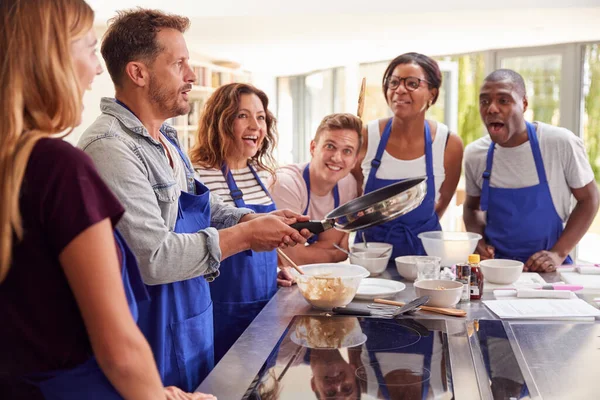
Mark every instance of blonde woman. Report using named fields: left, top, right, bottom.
left=0, top=1, right=213, bottom=399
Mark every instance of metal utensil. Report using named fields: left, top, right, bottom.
left=374, top=298, right=467, bottom=317
left=333, top=243, right=353, bottom=258
left=361, top=232, right=369, bottom=249
left=291, top=177, right=427, bottom=235
left=332, top=296, right=429, bottom=318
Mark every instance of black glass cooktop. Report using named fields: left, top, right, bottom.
left=242, top=315, right=454, bottom=400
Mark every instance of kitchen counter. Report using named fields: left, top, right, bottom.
left=197, top=265, right=600, bottom=399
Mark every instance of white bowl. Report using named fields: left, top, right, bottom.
left=349, top=252, right=391, bottom=276
left=479, top=259, right=524, bottom=284
left=290, top=263, right=370, bottom=310
left=418, top=231, right=482, bottom=267
left=351, top=242, right=393, bottom=256
left=395, top=256, right=442, bottom=281
left=413, top=279, right=463, bottom=308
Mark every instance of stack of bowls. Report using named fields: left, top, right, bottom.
left=349, top=242, right=393, bottom=276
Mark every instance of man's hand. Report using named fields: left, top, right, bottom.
left=245, top=215, right=308, bottom=251
left=524, top=250, right=565, bottom=272
left=277, top=267, right=296, bottom=287
left=268, top=209, right=313, bottom=243
left=164, top=386, right=216, bottom=399
left=476, top=240, right=495, bottom=260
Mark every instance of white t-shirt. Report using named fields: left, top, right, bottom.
left=464, top=121, right=594, bottom=222
left=361, top=119, right=448, bottom=202
left=160, top=133, right=188, bottom=193
left=267, top=162, right=358, bottom=220
left=194, top=165, right=273, bottom=206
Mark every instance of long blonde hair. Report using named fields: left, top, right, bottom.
left=0, top=0, right=94, bottom=282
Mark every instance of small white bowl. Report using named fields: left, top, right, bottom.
left=351, top=242, right=393, bottom=256
left=480, top=259, right=524, bottom=285
left=350, top=252, right=391, bottom=276
left=413, top=279, right=463, bottom=308
left=395, top=256, right=442, bottom=281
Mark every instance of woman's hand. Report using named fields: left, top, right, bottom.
left=164, top=386, right=216, bottom=399
left=277, top=267, right=296, bottom=287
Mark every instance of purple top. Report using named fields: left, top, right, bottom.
left=0, top=138, right=125, bottom=398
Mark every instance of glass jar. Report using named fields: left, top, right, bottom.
left=469, top=254, right=484, bottom=300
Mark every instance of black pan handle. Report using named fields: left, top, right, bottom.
left=290, top=221, right=327, bottom=235
left=332, top=306, right=372, bottom=316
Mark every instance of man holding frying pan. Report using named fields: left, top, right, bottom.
left=269, top=113, right=363, bottom=283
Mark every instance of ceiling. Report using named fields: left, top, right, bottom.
left=88, top=0, right=600, bottom=75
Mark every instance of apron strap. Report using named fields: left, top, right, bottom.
left=526, top=121, right=548, bottom=185
left=423, top=121, right=435, bottom=205
left=302, top=163, right=340, bottom=215
left=364, top=119, right=393, bottom=194
left=480, top=142, right=495, bottom=212
left=222, top=163, right=274, bottom=209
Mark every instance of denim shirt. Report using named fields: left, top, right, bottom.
left=78, top=98, right=253, bottom=284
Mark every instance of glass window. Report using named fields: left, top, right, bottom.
left=500, top=54, right=562, bottom=125
left=577, top=43, right=600, bottom=264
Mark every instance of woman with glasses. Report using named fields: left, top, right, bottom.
left=352, top=52, right=463, bottom=260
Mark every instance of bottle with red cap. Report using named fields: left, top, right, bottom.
left=469, top=254, right=484, bottom=300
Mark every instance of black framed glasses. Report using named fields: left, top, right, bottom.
left=385, top=76, right=430, bottom=92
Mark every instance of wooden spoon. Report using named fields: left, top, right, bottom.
left=374, top=298, right=467, bottom=317
left=276, top=248, right=304, bottom=275
left=357, top=77, right=366, bottom=119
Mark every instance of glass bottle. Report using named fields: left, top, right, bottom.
left=469, top=254, right=484, bottom=300
left=455, top=263, right=471, bottom=302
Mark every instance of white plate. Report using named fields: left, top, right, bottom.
left=354, top=278, right=406, bottom=300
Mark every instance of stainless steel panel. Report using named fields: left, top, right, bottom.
left=510, top=322, right=600, bottom=400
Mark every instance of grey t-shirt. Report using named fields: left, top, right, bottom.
left=464, top=121, right=594, bottom=222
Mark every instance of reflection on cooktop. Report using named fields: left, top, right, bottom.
left=243, top=315, right=453, bottom=400
left=476, top=320, right=531, bottom=400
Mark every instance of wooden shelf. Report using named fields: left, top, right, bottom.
left=170, top=60, right=252, bottom=153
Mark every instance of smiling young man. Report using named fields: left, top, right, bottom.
left=463, top=69, right=599, bottom=272
left=269, top=113, right=362, bottom=274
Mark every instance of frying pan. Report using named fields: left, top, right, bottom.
left=291, top=177, right=427, bottom=235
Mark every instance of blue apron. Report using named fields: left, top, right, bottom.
left=210, top=164, right=278, bottom=364
left=357, top=119, right=440, bottom=260
left=302, top=164, right=340, bottom=245
left=480, top=121, right=573, bottom=264
left=24, top=231, right=149, bottom=399
left=136, top=136, right=215, bottom=392
left=361, top=319, right=433, bottom=400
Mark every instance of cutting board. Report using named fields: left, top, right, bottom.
left=483, top=272, right=546, bottom=292
left=560, top=271, right=600, bottom=292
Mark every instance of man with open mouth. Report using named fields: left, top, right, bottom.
left=463, top=68, right=599, bottom=272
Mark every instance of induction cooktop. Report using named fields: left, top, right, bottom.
left=242, top=316, right=531, bottom=400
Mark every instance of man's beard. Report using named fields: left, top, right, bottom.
left=148, top=76, right=190, bottom=118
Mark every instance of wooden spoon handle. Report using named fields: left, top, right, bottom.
left=357, top=77, right=366, bottom=119
left=373, top=298, right=467, bottom=317
left=276, top=248, right=304, bottom=275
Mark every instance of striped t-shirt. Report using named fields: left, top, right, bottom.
left=194, top=165, right=273, bottom=206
